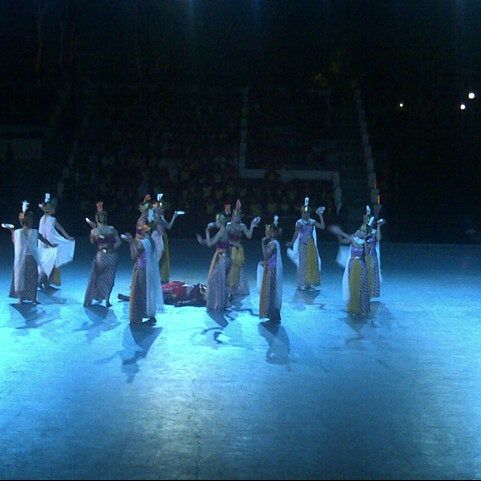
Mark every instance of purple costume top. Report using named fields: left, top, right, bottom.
left=217, top=240, right=231, bottom=251
left=350, top=244, right=365, bottom=260
left=297, top=220, right=315, bottom=245
left=95, top=235, right=116, bottom=250
left=366, top=235, right=377, bottom=255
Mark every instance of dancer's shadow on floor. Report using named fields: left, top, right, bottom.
left=369, top=301, right=395, bottom=329
left=258, top=321, right=291, bottom=369
left=9, top=303, right=57, bottom=329
left=290, top=289, right=322, bottom=309
left=206, top=309, right=229, bottom=329
left=75, top=306, right=121, bottom=343
left=343, top=314, right=365, bottom=345
left=38, top=288, right=67, bottom=305
left=96, top=324, right=163, bottom=383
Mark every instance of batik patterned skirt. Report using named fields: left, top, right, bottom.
left=10, top=255, right=38, bottom=302
left=347, top=257, right=370, bottom=315
left=84, top=251, right=119, bottom=306
left=229, top=245, right=249, bottom=296
left=297, top=238, right=320, bottom=288
left=206, top=249, right=232, bottom=311
left=366, top=252, right=381, bottom=298
left=160, top=233, right=170, bottom=283
left=130, top=264, right=148, bottom=324
left=259, top=266, right=280, bottom=321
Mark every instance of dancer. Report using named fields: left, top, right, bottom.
left=257, top=215, right=283, bottom=323
left=84, top=202, right=122, bottom=307
left=3, top=201, right=56, bottom=304
left=363, top=206, right=385, bottom=299
left=226, top=199, right=261, bottom=296
left=329, top=224, right=370, bottom=316
left=196, top=212, right=232, bottom=311
left=152, top=193, right=184, bottom=283
left=118, top=281, right=207, bottom=307
left=287, top=197, right=325, bottom=290
left=122, top=216, right=164, bottom=326
left=38, top=193, right=75, bottom=289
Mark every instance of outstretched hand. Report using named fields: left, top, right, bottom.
left=327, top=224, right=344, bottom=236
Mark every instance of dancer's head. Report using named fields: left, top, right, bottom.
left=95, top=201, right=108, bottom=226
left=232, top=199, right=242, bottom=223
left=265, top=215, right=282, bottom=239
left=300, top=196, right=312, bottom=220
left=39, top=193, right=57, bottom=215
left=19, top=201, right=33, bottom=228
left=153, top=193, right=165, bottom=215
left=215, top=212, right=228, bottom=228
left=138, top=194, right=153, bottom=214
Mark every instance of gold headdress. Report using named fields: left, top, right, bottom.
left=233, top=199, right=242, bottom=217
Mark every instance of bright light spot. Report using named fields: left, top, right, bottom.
left=468, top=92, right=476, bottom=100
left=399, top=102, right=404, bottom=108
left=460, top=103, right=466, bottom=110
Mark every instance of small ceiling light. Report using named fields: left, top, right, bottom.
left=468, top=92, right=476, bottom=100
left=460, top=103, right=466, bottom=110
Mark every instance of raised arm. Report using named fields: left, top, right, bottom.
left=328, top=225, right=354, bottom=245
left=242, top=217, right=261, bottom=240
left=375, top=219, right=386, bottom=242
left=166, top=212, right=180, bottom=230
left=113, top=229, right=122, bottom=249
left=55, top=220, right=74, bottom=240
left=314, top=207, right=326, bottom=229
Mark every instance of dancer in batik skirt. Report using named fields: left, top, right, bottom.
left=84, top=202, right=122, bottom=307
left=287, top=197, right=325, bottom=290
left=226, top=199, right=261, bottom=296
left=122, top=212, right=164, bottom=326
left=3, top=201, right=56, bottom=304
left=152, top=193, right=184, bottom=283
left=38, top=193, right=75, bottom=289
left=329, top=224, right=370, bottom=316
left=363, top=206, right=386, bottom=299
left=196, top=212, right=232, bottom=311
left=257, top=215, right=283, bottom=323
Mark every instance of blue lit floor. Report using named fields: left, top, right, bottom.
left=1, top=239, right=481, bottom=480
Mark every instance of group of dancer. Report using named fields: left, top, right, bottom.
left=2, top=193, right=384, bottom=326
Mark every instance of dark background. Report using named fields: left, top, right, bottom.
left=0, top=0, right=480, bottom=243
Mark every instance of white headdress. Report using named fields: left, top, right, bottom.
left=22, top=201, right=29, bottom=214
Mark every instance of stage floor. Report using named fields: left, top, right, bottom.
left=1, top=238, right=481, bottom=480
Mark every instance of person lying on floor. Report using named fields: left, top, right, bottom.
left=118, top=281, right=207, bottom=307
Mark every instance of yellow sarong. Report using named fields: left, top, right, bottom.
left=160, top=233, right=170, bottom=283
left=348, top=259, right=362, bottom=314
left=306, top=238, right=320, bottom=285
left=229, top=245, right=245, bottom=288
